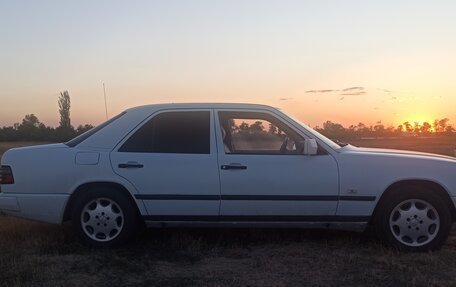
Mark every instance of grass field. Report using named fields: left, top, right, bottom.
left=1, top=137, right=456, bottom=287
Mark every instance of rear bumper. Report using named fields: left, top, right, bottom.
left=0, top=193, right=70, bottom=224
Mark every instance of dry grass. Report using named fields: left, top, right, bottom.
left=2, top=218, right=456, bottom=287
left=1, top=138, right=456, bottom=287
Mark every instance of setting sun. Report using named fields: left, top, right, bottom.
left=397, top=108, right=440, bottom=130
left=401, top=117, right=434, bottom=126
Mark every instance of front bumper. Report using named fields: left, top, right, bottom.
left=0, top=193, right=70, bottom=224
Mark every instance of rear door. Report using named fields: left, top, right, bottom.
left=110, top=109, right=220, bottom=218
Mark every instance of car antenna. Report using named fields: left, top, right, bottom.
left=103, top=82, right=109, bottom=120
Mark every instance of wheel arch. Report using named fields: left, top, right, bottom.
left=372, top=179, right=456, bottom=223
left=62, top=181, right=141, bottom=222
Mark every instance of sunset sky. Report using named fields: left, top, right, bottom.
left=1, top=1, right=455, bottom=128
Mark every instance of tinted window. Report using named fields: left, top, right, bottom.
left=119, top=111, right=210, bottom=154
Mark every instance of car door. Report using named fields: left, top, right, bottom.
left=111, top=109, right=220, bottom=218
left=215, top=109, right=339, bottom=220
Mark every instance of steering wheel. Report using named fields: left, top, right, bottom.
left=279, top=136, right=289, bottom=153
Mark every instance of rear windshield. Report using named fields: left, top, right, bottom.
left=66, top=112, right=126, bottom=147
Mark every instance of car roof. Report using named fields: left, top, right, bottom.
left=125, top=103, right=278, bottom=112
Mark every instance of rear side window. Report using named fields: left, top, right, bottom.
left=119, top=111, right=210, bottom=154
left=66, top=112, right=126, bottom=147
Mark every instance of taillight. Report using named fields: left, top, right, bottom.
left=0, top=166, right=14, bottom=185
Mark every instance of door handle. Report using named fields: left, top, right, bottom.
left=118, top=162, right=144, bottom=168
left=221, top=164, right=247, bottom=170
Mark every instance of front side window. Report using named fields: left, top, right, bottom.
left=119, top=111, right=210, bottom=154
left=218, top=112, right=304, bottom=154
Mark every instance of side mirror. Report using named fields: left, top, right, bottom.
left=303, top=139, right=318, bottom=155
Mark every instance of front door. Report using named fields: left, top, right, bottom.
left=216, top=110, right=339, bottom=220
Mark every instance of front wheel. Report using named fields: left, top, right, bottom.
left=72, top=188, right=140, bottom=247
left=374, top=187, right=452, bottom=252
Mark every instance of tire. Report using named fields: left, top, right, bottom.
left=71, top=187, right=140, bottom=247
left=373, top=186, right=452, bottom=252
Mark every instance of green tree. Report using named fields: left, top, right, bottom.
left=17, top=114, right=41, bottom=140
left=413, top=122, right=422, bottom=133
left=373, top=121, right=385, bottom=134
left=318, top=121, right=347, bottom=139
left=420, top=122, right=432, bottom=133
left=403, top=121, right=413, bottom=133
left=239, top=122, right=249, bottom=132
left=322, top=121, right=345, bottom=134
left=56, top=90, right=76, bottom=141
left=434, top=118, right=449, bottom=133
left=76, top=124, right=94, bottom=135
left=58, top=91, right=72, bottom=129
left=445, top=125, right=455, bottom=133
left=22, top=114, right=40, bottom=128
left=249, top=121, right=264, bottom=133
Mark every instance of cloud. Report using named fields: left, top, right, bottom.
left=339, top=86, right=366, bottom=96
left=341, top=86, right=364, bottom=92
left=305, top=89, right=336, bottom=93
left=279, top=97, right=292, bottom=101
left=339, top=97, right=345, bottom=101
left=304, top=86, right=367, bottom=96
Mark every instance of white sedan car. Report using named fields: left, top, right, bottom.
left=1, top=103, right=455, bottom=251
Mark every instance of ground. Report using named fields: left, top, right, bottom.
left=0, top=137, right=456, bottom=287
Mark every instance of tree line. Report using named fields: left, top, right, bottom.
left=1, top=94, right=455, bottom=142
left=315, top=119, right=455, bottom=140
left=229, top=118, right=455, bottom=141
left=0, top=91, right=94, bottom=142
left=3, top=117, right=453, bottom=142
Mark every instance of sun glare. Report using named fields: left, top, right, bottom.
left=400, top=112, right=434, bottom=124
left=399, top=114, right=436, bottom=132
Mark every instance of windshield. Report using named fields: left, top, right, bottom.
left=280, top=112, right=341, bottom=150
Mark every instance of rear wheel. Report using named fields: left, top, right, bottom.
left=374, top=187, right=452, bottom=252
left=72, top=188, right=139, bottom=247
